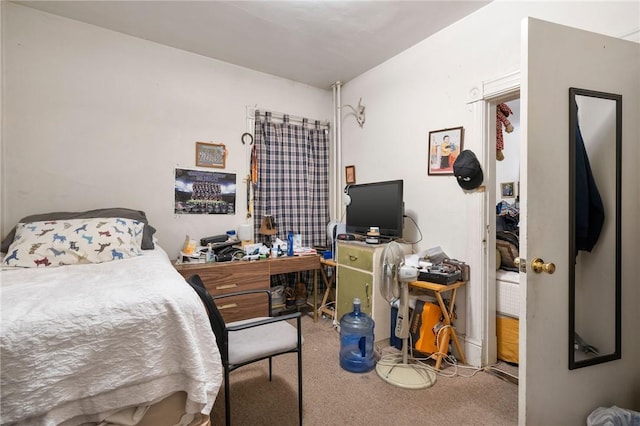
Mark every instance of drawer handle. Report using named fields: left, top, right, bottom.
left=216, top=283, right=238, bottom=290
left=349, top=255, right=358, bottom=261
left=218, top=303, right=238, bottom=310
left=365, top=283, right=370, bottom=306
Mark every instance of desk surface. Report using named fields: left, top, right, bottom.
left=174, top=254, right=321, bottom=274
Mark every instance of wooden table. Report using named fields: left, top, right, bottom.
left=174, top=254, right=322, bottom=322
left=409, top=280, right=467, bottom=370
left=269, top=255, right=322, bottom=322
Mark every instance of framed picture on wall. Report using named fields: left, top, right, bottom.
left=428, top=126, right=464, bottom=175
left=196, top=142, right=226, bottom=168
left=174, top=168, right=236, bottom=215
left=501, top=182, right=515, bottom=198
left=345, top=165, right=356, bottom=184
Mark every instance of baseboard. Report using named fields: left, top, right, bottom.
left=461, top=335, right=483, bottom=368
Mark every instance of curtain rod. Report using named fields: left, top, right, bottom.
left=249, top=107, right=331, bottom=129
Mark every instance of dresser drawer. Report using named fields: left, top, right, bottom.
left=337, top=243, right=374, bottom=271
left=200, top=262, right=269, bottom=295
left=174, top=261, right=270, bottom=296
left=174, top=261, right=271, bottom=322
left=214, top=293, right=270, bottom=323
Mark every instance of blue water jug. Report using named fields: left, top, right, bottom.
left=340, top=298, right=375, bottom=373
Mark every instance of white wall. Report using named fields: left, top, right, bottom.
left=341, top=0, right=637, bottom=268
left=339, top=0, right=639, bottom=400
left=1, top=3, right=332, bottom=258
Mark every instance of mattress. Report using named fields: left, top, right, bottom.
left=496, top=269, right=520, bottom=318
left=0, top=246, right=222, bottom=426
left=99, top=392, right=211, bottom=426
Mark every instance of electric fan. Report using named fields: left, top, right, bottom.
left=375, top=241, right=437, bottom=389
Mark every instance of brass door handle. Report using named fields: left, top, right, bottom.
left=514, top=257, right=525, bottom=272
left=531, top=258, right=556, bottom=274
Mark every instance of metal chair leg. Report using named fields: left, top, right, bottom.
left=297, top=317, right=303, bottom=425
left=224, top=368, right=231, bottom=426
left=298, top=349, right=303, bottom=425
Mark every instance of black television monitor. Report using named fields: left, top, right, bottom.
left=346, top=179, right=404, bottom=238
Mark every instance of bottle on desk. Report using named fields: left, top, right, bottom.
left=206, top=243, right=216, bottom=263
left=287, top=232, right=294, bottom=256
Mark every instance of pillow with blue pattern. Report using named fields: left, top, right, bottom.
left=2, top=217, right=144, bottom=268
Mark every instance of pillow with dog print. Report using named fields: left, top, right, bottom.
left=2, top=217, right=144, bottom=268
left=0, top=208, right=156, bottom=253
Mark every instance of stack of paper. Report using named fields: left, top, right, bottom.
left=294, top=247, right=317, bottom=256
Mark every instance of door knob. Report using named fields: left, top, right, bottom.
left=514, top=257, right=525, bottom=272
left=531, top=258, right=556, bottom=274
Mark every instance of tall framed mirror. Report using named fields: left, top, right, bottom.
left=568, top=88, right=621, bottom=370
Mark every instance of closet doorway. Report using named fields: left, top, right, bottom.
left=469, top=72, right=522, bottom=377
left=490, top=97, right=521, bottom=382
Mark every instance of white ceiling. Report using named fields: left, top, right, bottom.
left=14, top=1, right=491, bottom=89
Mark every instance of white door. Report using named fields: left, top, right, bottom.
left=520, top=18, right=639, bottom=425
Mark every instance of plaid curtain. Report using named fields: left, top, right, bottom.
left=253, top=111, right=330, bottom=249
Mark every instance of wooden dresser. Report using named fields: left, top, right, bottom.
left=174, top=260, right=270, bottom=322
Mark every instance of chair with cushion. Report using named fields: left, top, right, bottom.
left=184, top=274, right=303, bottom=426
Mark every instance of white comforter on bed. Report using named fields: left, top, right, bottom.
left=0, top=247, right=222, bottom=426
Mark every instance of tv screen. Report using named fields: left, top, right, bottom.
left=346, top=180, right=404, bottom=238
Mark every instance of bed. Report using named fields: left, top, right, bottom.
left=1, top=209, right=222, bottom=426
left=495, top=202, right=520, bottom=363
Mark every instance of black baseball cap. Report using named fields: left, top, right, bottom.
left=453, top=150, right=483, bottom=190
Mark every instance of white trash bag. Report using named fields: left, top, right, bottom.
left=587, top=406, right=640, bottom=426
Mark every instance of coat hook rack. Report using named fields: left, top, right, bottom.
left=342, top=98, right=366, bottom=128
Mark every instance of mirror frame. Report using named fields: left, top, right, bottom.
left=568, top=87, right=622, bottom=370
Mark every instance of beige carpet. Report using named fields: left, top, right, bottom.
left=210, top=315, right=518, bottom=426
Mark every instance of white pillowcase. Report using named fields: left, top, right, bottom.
left=2, top=217, right=144, bottom=268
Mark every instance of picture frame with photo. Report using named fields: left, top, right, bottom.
left=428, top=126, right=464, bottom=175
left=174, top=168, right=236, bottom=215
left=345, top=165, right=356, bottom=184
left=196, top=142, right=226, bottom=168
left=501, top=182, right=516, bottom=198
